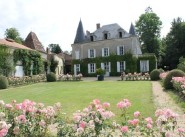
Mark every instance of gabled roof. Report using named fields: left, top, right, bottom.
left=0, top=38, right=32, bottom=50
left=24, top=32, right=46, bottom=52
left=74, top=19, right=86, bottom=44
left=129, top=23, right=136, bottom=35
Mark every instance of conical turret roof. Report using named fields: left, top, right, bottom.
left=74, top=19, right=85, bottom=43
left=129, top=23, right=136, bottom=35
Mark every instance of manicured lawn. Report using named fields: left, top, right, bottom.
left=0, top=81, right=155, bottom=121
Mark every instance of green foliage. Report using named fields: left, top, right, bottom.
left=137, top=54, right=157, bottom=72
left=135, top=7, right=162, bottom=57
left=13, top=49, right=43, bottom=76
left=48, top=44, right=62, bottom=54
left=150, top=69, right=160, bottom=81
left=50, top=56, right=58, bottom=73
left=163, top=69, right=185, bottom=89
left=177, top=57, right=185, bottom=72
left=72, top=53, right=156, bottom=76
left=0, top=75, right=9, bottom=89
left=0, top=45, right=14, bottom=76
left=96, top=68, right=105, bottom=75
left=4, top=28, right=23, bottom=44
left=46, top=72, right=56, bottom=82
left=164, top=18, right=185, bottom=69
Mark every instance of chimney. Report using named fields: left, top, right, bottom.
left=46, top=47, right=50, bottom=54
left=96, top=23, right=100, bottom=29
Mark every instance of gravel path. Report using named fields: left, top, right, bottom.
left=152, top=81, right=185, bottom=128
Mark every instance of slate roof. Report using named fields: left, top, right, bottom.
left=91, top=23, right=130, bottom=41
left=0, top=38, right=32, bottom=50
left=24, top=32, right=45, bottom=52
left=74, top=19, right=86, bottom=44
left=129, top=23, right=136, bottom=35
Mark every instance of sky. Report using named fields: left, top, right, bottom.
left=0, top=0, right=184, bottom=52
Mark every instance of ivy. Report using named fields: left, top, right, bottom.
left=72, top=53, right=138, bottom=76
left=13, top=49, right=43, bottom=76
left=0, top=45, right=14, bottom=76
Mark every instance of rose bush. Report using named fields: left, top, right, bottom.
left=0, top=98, right=184, bottom=137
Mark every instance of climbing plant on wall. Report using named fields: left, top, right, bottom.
left=0, top=45, right=14, bottom=76
left=13, top=49, right=43, bottom=76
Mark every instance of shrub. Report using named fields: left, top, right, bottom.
left=46, top=72, right=56, bottom=82
left=150, top=69, right=161, bottom=81
left=158, top=68, right=164, bottom=73
left=163, top=69, right=185, bottom=89
left=0, top=75, right=9, bottom=89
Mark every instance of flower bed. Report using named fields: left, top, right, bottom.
left=0, top=98, right=184, bottom=137
left=58, top=73, right=83, bottom=81
left=120, top=72, right=150, bottom=81
left=8, top=74, right=46, bottom=87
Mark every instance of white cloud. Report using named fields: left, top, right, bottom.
left=0, top=0, right=184, bottom=51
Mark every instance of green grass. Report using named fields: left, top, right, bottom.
left=168, top=90, right=185, bottom=110
left=0, top=81, right=155, bottom=120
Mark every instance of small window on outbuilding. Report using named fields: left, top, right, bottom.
left=90, top=36, right=94, bottom=41
left=104, top=33, right=108, bottom=39
left=119, top=32, right=122, bottom=38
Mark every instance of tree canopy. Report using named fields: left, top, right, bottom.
left=4, top=28, right=23, bottom=44
left=164, top=18, right=185, bottom=69
left=135, top=7, right=162, bottom=57
left=48, top=44, right=62, bottom=54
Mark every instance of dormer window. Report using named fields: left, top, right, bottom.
left=90, top=36, right=94, bottom=41
left=104, top=33, right=108, bottom=39
left=119, top=32, right=122, bottom=38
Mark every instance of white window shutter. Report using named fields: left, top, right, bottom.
left=117, top=62, right=120, bottom=72
left=140, top=61, right=142, bottom=72
left=74, top=64, right=76, bottom=75
left=88, top=64, right=90, bottom=73
left=101, top=63, right=104, bottom=69
left=124, top=61, right=126, bottom=70
left=108, top=48, right=109, bottom=56
left=102, top=48, right=104, bottom=57
left=109, top=62, right=111, bottom=72
left=94, top=63, right=96, bottom=73
left=94, top=49, right=96, bottom=58
left=147, top=60, right=149, bottom=71
left=123, top=45, right=125, bottom=55
left=88, top=49, right=90, bottom=58
left=117, top=46, right=120, bottom=55
left=79, top=64, right=80, bottom=72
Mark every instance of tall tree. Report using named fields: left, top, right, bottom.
left=48, top=44, right=62, bottom=54
left=4, top=28, right=23, bottom=44
left=164, top=17, right=185, bottom=69
left=135, top=7, right=162, bottom=57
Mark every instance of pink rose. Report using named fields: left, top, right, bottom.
left=0, top=128, right=8, bottom=137
left=93, top=99, right=100, bottom=105
left=178, top=128, right=185, bottom=133
left=120, top=126, right=128, bottom=133
left=134, top=111, right=140, bottom=118
left=146, top=123, right=152, bottom=129
left=103, top=102, right=110, bottom=108
left=79, top=121, right=86, bottom=129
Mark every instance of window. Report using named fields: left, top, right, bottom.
left=104, top=33, right=108, bottom=39
left=119, top=32, right=122, bottom=38
left=101, top=62, right=111, bottom=72
left=74, top=64, right=80, bottom=75
left=140, top=60, right=149, bottom=72
left=90, top=36, right=94, bottom=41
left=117, top=61, right=126, bottom=72
left=117, top=46, right=124, bottom=55
left=88, top=63, right=96, bottom=73
left=88, top=49, right=96, bottom=58
left=102, top=48, right=109, bottom=57
left=75, top=51, right=80, bottom=59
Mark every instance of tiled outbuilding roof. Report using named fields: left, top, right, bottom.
left=24, top=32, right=45, bottom=52
left=0, top=38, right=32, bottom=50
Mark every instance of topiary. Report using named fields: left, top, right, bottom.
left=0, top=76, right=9, bottom=89
left=158, top=68, right=164, bottom=73
left=46, top=72, right=56, bottom=82
left=163, top=69, right=185, bottom=89
left=150, top=69, right=161, bottom=81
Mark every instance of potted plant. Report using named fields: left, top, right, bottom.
left=96, top=68, right=106, bottom=81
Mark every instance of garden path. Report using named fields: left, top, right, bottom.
left=152, top=81, right=185, bottom=128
